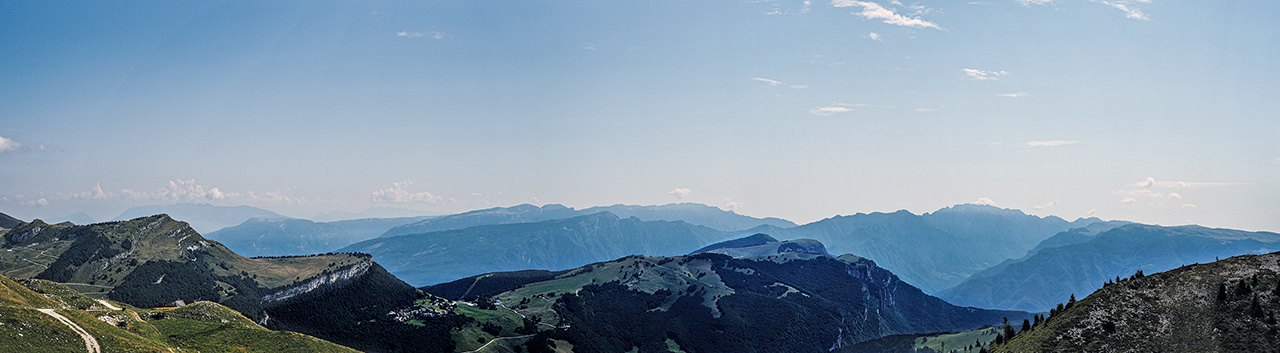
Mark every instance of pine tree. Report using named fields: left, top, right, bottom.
left=1236, top=280, right=1252, bottom=297
left=1250, top=294, right=1265, bottom=318
left=1022, top=319, right=1031, bottom=333
left=1066, top=294, right=1077, bottom=309
left=1218, top=282, right=1229, bottom=303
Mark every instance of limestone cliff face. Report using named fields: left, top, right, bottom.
left=261, top=260, right=373, bottom=304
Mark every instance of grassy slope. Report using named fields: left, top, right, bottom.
left=0, top=275, right=359, bottom=353
left=914, top=327, right=998, bottom=353
left=995, top=252, right=1280, bottom=352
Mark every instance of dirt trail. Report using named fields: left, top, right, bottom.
left=37, top=309, right=101, bottom=353
left=95, top=300, right=121, bottom=311
left=462, top=334, right=535, bottom=353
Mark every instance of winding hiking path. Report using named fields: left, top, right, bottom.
left=462, top=334, right=535, bottom=353
left=95, top=300, right=121, bottom=311
left=37, top=309, right=101, bottom=353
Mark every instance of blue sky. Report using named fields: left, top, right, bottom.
left=2, top=0, right=1277, bottom=231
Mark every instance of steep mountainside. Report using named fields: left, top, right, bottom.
left=995, top=252, right=1280, bottom=352
left=0, top=215, right=473, bottom=353
left=112, top=203, right=286, bottom=233
left=766, top=204, right=1098, bottom=293
left=380, top=202, right=794, bottom=238
left=342, top=212, right=731, bottom=286
left=0, top=212, right=21, bottom=229
left=423, top=252, right=1031, bottom=353
left=940, top=224, right=1280, bottom=312
left=204, top=215, right=430, bottom=257
left=0, top=274, right=359, bottom=353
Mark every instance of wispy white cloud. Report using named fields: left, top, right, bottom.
left=722, top=198, right=743, bottom=210
left=764, top=0, right=813, bottom=15
left=811, top=102, right=895, bottom=116
left=961, top=68, right=1008, bottom=81
left=866, top=32, right=882, bottom=41
left=3, top=180, right=333, bottom=208
left=1017, top=0, right=1054, bottom=5
left=1168, top=192, right=1181, bottom=199
left=1031, top=199, right=1058, bottom=210
left=839, top=103, right=894, bottom=108
left=810, top=106, right=854, bottom=116
left=669, top=188, right=692, bottom=199
left=1025, top=140, right=1081, bottom=147
left=832, top=0, right=942, bottom=29
left=753, top=78, right=784, bottom=86
left=1091, top=0, right=1150, bottom=20
left=1181, top=203, right=1197, bottom=208
left=1128, top=177, right=1244, bottom=189
left=997, top=92, right=1029, bottom=97
left=398, top=31, right=447, bottom=39
left=914, top=107, right=939, bottom=112
left=975, top=197, right=997, bottom=206
left=752, top=77, right=808, bottom=89
left=1114, top=189, right=1162, bottom=198
left=1121, top=197, right=1137, bottom=204
left=22, top=198, right=49, bottom=207
left=0, top=136, right=19, bottom=153
left=370, top=180, right=450, bottom=204
left=0, top=135, right=55, bottom=153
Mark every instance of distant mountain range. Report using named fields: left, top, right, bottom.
left=341, top=212, right=731, bottom=286
left=112, top=203, right=286, bottom=233
left=47, top=211, right=95, bottom=226
left=423, top=243, right=1031, bottom=352
left=995, top=251, right=1280, bottom=352
left=204, top=215, right=431, bottom=257
left=346, top=203, right=1100, bottom=292
left=940, top=224, right=1280, bottom=312
left=761, top=204, right=1100, bottom=293
left=311, top=207, right=439, bottom=222
left=380, top=202, right=796, bottom=237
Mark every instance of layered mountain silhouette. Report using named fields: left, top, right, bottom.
left=204, top=215, right=431, bottom=257
left=760, top=204, right=1100, bottom=293
left=379, top=202, right=796, bottom=238
left=341, top=212, right=730, bottom=286
left=940, top=224, right=1280, bottom=312
left=112, top=203, right=286, bottom=233
left=311, top=207, right=437, bottom=222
